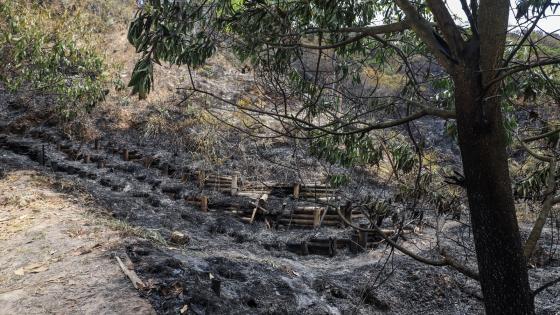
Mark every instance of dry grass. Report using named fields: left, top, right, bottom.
left=93, top=216, right=168, bottom=246
left=362, top=66, right=405, bottom=93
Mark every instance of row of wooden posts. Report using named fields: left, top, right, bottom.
left=55, top=139, right=336, bottom=198
left=0, top=131, right=402, bottom=256
left=54, top=139, right=349, bottom=229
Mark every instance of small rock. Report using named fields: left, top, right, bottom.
left=170, top=231, right=190, bottom=245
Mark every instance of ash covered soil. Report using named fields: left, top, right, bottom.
left=1, top=89, right=559, bottom=315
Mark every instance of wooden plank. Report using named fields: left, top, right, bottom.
left=285, top=213, right=330, bottom=221
left=279, top=218, right=339, bottom=225
left=204, top=184, right=231, bottom=190
left=207, top=175, right=232, bottom=181
left=282, top=214, right=337, bottom=220
left=206, top=179, right=232, bottom=184
left=249, top=194, right=268, bottom=224
left=236, top=191, right=271, bottom=198
left=295, top=206, right=324, bottom=211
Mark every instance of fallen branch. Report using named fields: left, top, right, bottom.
left=523, top=156, right=557, bottom=258
left=516, top=134, right=553, bottom=162
left=519, top=135, right=559, bottom=258
left=522, top=128, right=560, bottom=143
left=116, top=255, right=145, bottom=290
left=533, top=276, right=560, bottom=296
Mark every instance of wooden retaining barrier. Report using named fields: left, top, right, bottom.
left=1, top=130, right=414, bottom=258
left=279, top=206, right=364, bottom=228
left=19, top=131, right=355, bottom=231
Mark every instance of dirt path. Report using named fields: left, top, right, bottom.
left=0, top=168, right=155, bottom=315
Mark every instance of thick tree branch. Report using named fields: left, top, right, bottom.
left=304, top=20, right=411, bottom=36
left=271, top=21, right=411, bottom=50
left=486, top=58, right=560, bottom=89
left=533, top=277, right=560, bottom=296
left=394, top=0, right=454, bottom=71
left=426, top=0, right=465, bottom=57
left=517, top=134, right=554, bottom=162
left=186, top=85, right=454, bottom=137
left=283, top=33, right=369, bottom=50
left=523, top=157, right=557, bottom=258
left=522, top=128, right=560, bottom=143
left=459, top=0, right=478, bottom=35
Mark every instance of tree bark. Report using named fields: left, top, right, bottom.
left=454, top=58, right=535, bottom=314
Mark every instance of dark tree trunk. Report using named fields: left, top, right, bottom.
left=454, top=62, right=535, bottom=314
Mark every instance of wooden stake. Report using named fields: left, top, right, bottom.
left=358, top=229, right=368, bottom=249
left=329, top=238, right=337, bottom=257
left=313, top=208, right=322, bottom=228
left=197, top=170, right=205, bottom=188
left=301, top=241, right=309, bottom=256
left=231, top=173, right=238, bottom=196
left=94, top=139, right=100, bottom=150
left=143, top=157, right=151, bottom=168
left=200, top=196, right=208, bottom=212
left=84, top=155, right=90, bottom=163
left=122, top=149, right=129, bottom=161
left=249, top=194, right=268, bottom=224
left=293, top=183, right=300, bottom=199
left=41, top=145, right=45, bottom=166
left=343, top=201, right=353, bottom=226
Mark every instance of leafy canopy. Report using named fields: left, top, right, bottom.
left=0, top=0, right=108, bottom=119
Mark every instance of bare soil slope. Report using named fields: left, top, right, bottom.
left=0, top=157, right=154, bottom=315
